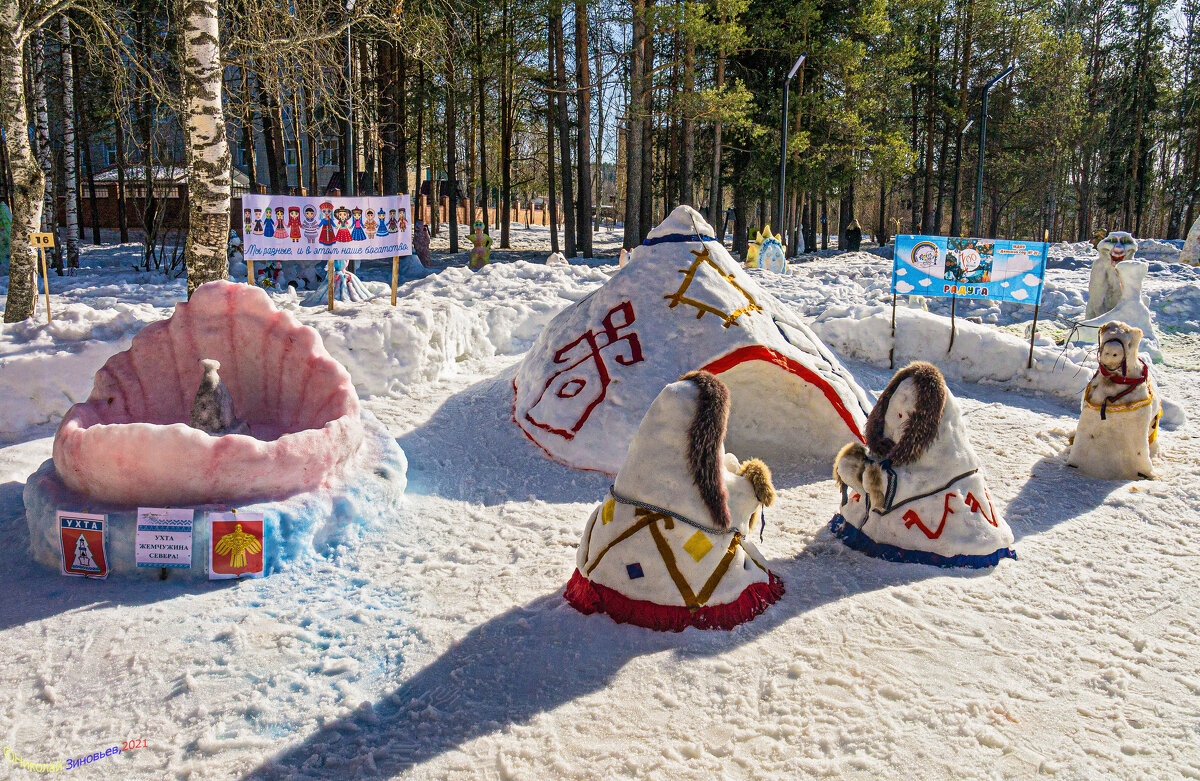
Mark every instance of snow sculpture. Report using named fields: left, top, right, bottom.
left=28, top=281, right=407, bottom=578
left=1067, top=321, right=1161, bottom=480
left=565, top=371, right=783, bottom=631
left=1181, top=217, right=1200, bottom=266
left=1073, top=259, right=1161, bottom=362
left=547, top=251, right=568, bottom=266
left=513, top=205, right=872, bottom=475
left=1086, top=231, right=1137, bottom=319
left=831, top=362, right=1016, bottom=568
left=618, top=248, right=630, bottom=267
left=227, top=230, right=245, bottom=280
left=468, top=221, right=492, bottom=270
left=190, top=359, right=250, bottom=435
left=304, top=258, right=372, bottom=305
left=748, top=227, right=787, bottom=274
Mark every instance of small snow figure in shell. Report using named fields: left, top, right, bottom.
left=287, top=206, right=302, bottom=243
left=397, top=207, right=408, bottom=232
left=387, top=209, right=399, bottom=234
left=350, top=207, right=367, bottom=241
left=364, top=209, right=378, bottom=239
left=263, top=207, right=275, bottom=238
left=1067, top=321, right=1162, bottom=480
left=252, top=209, right=264, bottom=235
left=317, top=202, right=337, bottom=246
left=243, top=209, right=253, bottom=236
left=468, top=220, right=492, bottom=270
left=274, top=208, right=287, bottom=240
left=190, top=359, right=249, bottom=436
left=334, top=206, right=353, bottom=243
left=300, top=205, right=320, bottom=244
left=375, top=208, right=389, bottom=238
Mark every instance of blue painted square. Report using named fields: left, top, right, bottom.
left=626, top=563, right=644, bottom=580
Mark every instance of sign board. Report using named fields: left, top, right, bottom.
left=135, top=508, right=194, bottom=569
left=241, top=194, right=412, bottom=261
left=58, top=511, right=108, bottom=579
left=208, top=512, right=266, bottom=579
left=893, top=235, right=1048, bottom=305
left=32, top=232, right=55, bottom=247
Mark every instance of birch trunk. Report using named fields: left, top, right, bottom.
left=623, top=0, right=644, bottom=249
left=181, top=0, right=231, bottom=296
left=60, top=16, right=79, bottom=269
left=1, top=0, right=42, bottom=321
left=551, top=1, right=575, bottom=255
left=32, top=30, right=59, bottom=272
left=574, top=0, right=592, bottom=257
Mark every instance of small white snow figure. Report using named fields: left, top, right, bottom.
left=190, top=359, right=250, bottom=436
left=565, top=371, right=782, bottom=631
left=832, top=362, right=1015, bottom=568
left=618, top=248, right=630, bottom=267
left=1087, top=231, right=1138, bottom=319
left=546, top=251, right=568, bottom=266
left=1068, top=321, right=1162, bottom=480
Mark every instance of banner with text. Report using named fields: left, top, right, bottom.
left=241, top=194, right=412, bottom=260
left=136, top=508, right=194, bottom=569
left=893, top=235, right=1048, bottom=305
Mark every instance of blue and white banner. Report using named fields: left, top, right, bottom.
left=893, top=235, right=1048, bottom=305
left=242, top=193, right=412, bottom=260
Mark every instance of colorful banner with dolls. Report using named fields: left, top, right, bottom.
left=893, top=235, right=1048, bottom=305
left=241, top=194, right=412, bottom=260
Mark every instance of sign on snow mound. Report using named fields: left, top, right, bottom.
left=513, top=205, right=873, bottom=474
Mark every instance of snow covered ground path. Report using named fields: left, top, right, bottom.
left=0, top=233, right=1198, bottom=779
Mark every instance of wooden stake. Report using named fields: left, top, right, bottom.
left=947, top=293, right=957, bottom=353
left=391, top=256, right=399, bottom=306
left=40, top=247, right=52, bottom=324
left=889, top=292, right=897, bottom=369
left=327, top=257, right=335, bottom=312
left=247, top=259, right=255, bottom=286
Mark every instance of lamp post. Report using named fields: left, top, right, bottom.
left=972, top=63, right=1015, bottom=237
left=776, top=53, right=806, bottom=235
left=345, top=0, right=356, bottom=197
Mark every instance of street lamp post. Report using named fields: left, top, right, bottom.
left=972, top=63, right=1015, bottom=237
left=776, top=53, right=805, bottom=239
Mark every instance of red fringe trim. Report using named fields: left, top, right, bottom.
left=563, top=568, right=784, bottom=632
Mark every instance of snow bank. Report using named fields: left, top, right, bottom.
left=812, top=305, right=1094, bottom=400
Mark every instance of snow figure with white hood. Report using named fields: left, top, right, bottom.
left=565, top=371, right=782, bottom=631
left=749, top=228, right=787, bottom=274
left=1072, top=258, right=1162, bottom=362
left=831, top=362, right=1016, bottom=568
left=1086, top=231, right=1137, bottom=319
left=1180, top=217, right=1200, bottom=266
left=1067, top=321, right=1162, bottom=480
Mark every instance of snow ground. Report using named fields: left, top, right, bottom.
left=0, top=229, right=1198, bottom=779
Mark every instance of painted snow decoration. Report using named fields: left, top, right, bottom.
left=512, top=205, right=872, bottom=475
left=1067, top=321, right=1162, bottom=480
left=564, top=371, right=783, bottom=631
left=304, top=259, right=372, bottom=305
left=53, top=281, right=367, bottom=506
left=1180, top=217, right=1200, bottom=266
left=1087, top=231, right=1137, bottom=319
left=749, top=227, right=787, bottom=274
left=831, top=362, right=1015, bottom=568
left=547, top=251, right=568, bottom=266
left=1072, top=260, right=1162, bottom=362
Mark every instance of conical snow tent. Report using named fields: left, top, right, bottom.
left=513, top=205, right=872, bottom=474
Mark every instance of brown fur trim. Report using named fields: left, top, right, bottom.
left=864, top=361, right=947, bottom=465
left=863, top=463, right=887, bottom=508
left=833, top=442, right=869, bottom=487
left=680, top=371, right=733, bottom=529
left=738, top=458, right=776, bottom=507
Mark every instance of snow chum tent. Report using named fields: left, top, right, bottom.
left=512, top=205, right=873, bottom=475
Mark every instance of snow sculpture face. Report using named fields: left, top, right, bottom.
left=1098, top=339, right=1126, bottom=372
left=1098, top=231, right=1137, bottom=265
left=882, top=378, right=918, bottom=446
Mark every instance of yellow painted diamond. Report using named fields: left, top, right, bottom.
left=682, top=531, right=714, bottom=563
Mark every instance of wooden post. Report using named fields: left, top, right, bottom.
left=391, top=256, right=399, bottom=306
left=247, top=259, right=255, bottom=286
left=948, top=293, right=957, bottom=353
left=327, top=257, right=335, bottom=312
left=32, top=232, right=55, bottom=324
left=889, top=292, right=897, bottom=369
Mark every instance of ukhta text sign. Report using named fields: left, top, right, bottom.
left=893, top=235, right=1048, bottom=305
left=242, top=194, right=413, bottom=260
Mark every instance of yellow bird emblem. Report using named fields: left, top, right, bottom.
left=214, top=523, right=262, bottom=569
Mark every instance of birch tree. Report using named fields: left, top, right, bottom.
left=61, top=14, right=80, bottom=271
left=180, top=0, right=231, bottom=295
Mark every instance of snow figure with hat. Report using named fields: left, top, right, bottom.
left=831, top=362, right=1015, bottom=568
left=1067, top=321, right=1162, bottom=480
left=565, top=371, right=782, bottom=631
left=748, top=227, right=787, bottom=274
left=1086, top=231, right=1137, bottom=319
left=468, top=220, right=492, bottom=270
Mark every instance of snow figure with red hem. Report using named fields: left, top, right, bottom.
left=1067, top=321, right=1162, bottom=480
left=375, top=208, right=389, bottom=238
left=350, top=207, right=367, bottom=241
left=831, top=361, right=1015, bottom=568
left=317, top=202, right=336, bottom=245
left=334, top=206, right=353, bottom=243
left=287, top=206, right=302, bottom=242
left=565, top=371, right=782, bottom=631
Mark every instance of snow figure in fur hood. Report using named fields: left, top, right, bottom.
left=831, top=362, right=1016, bottom=568
left=1067, top=321, right=1162, bottom=480
left=565, top=371, right=782, bottom=631
left=1086, top=232, right=1137, bottom=319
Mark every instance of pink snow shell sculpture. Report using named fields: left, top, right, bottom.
left=53, top=281, right=364, bottom=506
